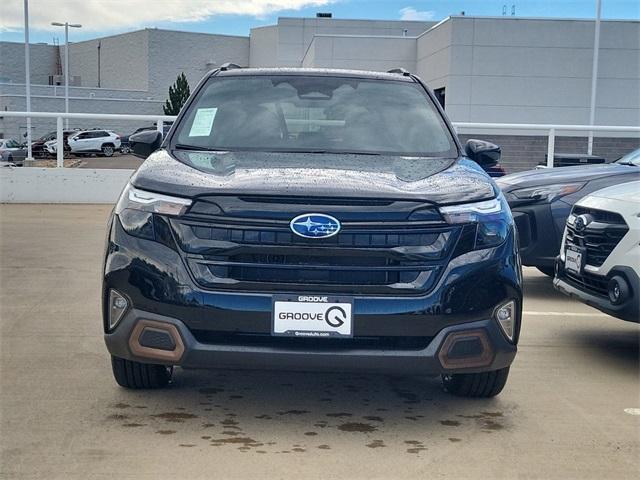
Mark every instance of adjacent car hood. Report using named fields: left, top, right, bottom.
left=130, top=149, right=495, bottom=205
left=497, top=163, right=635, bottom=190
left=586, top=180, right=640, bottom=203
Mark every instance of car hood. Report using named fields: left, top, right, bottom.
left=586, top=180, right=640, bottom=203
left=496, top=163, right=635, bottom=190
left=130, top=149, right=496, bottom=205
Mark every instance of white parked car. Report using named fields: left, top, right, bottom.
left=44, top=138, right=60, bottom=155
left=554, top=180, right=640, bottom=322
left=67, top=130, right=121, bottom=157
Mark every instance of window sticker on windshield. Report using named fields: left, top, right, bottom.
left=188, top=108, right=217, bottom=137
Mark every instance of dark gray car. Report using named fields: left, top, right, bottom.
left=496, top=149, right=640, bottom=275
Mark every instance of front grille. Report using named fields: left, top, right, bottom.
left=565, top=207, right=628, bottom=267
left=192, top=330, right=433, bottom=351
left=208, top=263, right=430, bottom=286
left=169, top=196, right=460, bottom=294
left=187, top=223, right=444, bottom=249
left=180, top=222, right=451, bottom=293
left=573, top=206, right=626, bottom=225
left=564, top=270, right=609, bottom=298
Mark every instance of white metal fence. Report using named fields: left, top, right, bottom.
left=3, top=111, right=640, bottom=168
left=3, top=111, right=176, bottom=167
left=453, top=122, right=640, bottom=168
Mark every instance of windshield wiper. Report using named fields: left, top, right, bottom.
left=331, top=150, right=381, bottom=156
left=270, top=149, right=382, bottom=155
left=616, top=161, right=637, bottom=166
left=173, top=144, right=228, bottom=152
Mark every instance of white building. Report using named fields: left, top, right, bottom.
left=1, top=15, right=638, bottom=169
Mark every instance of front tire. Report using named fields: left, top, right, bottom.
left=111, top=355, right=172, bottom=389
left=442, top=367, right=510, bottom=398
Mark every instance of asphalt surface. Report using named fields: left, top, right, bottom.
left=0, top=204, right=638, bottom=479
left=77, top=154, right=143, bottom=169
left=25, top=154, right=143, bottom=169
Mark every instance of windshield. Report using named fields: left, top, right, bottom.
left=37, top=132, right=54, bottom=141
left=173, top=75, right=457, bottom=157
left=615, top=148, right=640, bottom=166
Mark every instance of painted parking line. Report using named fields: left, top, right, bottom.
left=523, top=311, right=609, bottom=317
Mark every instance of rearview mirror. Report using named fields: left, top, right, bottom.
left=130, top=130, right=162, bottom=159
left=465, top=139, right=501, bottom=168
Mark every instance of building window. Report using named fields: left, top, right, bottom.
left=434, top=87, right=445, bottom=109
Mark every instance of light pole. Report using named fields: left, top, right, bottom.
left=51, top=21, right=82, bottom=129
left=587, top=0, right=602, bottom=155
left=24, top=0, right=33, bottom=161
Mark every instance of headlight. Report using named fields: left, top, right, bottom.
left=115, top=184, right=191, bottom=240
left=440, top=195, right=511, bottom=249
left=511, top=182, right=585, bottom=203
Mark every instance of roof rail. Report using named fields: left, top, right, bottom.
left=387, top=67, right=411, bottom=76
left=219, top=62, right=242, bottom=71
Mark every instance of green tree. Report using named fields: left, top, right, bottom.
left=163, top=72, right=190, bottom=115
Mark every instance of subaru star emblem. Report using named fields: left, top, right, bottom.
left=290, top=213, right=341, bottom=239
left=574, top=214, right=591, bottom=232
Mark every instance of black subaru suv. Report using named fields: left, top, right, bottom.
left=104, top=67, right=522, bottom=397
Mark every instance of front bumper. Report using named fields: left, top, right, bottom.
left=554, top=263, right=640, bottom=323
left=103, top=215, right=522, bottom=374
left=105, top=308, right=517, bottom=375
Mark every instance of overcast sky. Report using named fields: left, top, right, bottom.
left=1, top=0, right=638, bottom=43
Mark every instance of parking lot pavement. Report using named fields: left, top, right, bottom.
left=1, top=204, right=638, bottom=480
left=77, top=154, right=143, bottom=169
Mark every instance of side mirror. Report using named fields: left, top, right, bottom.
left=465, top=139, right=501, bottom=168
left=130, top=130, right=162, bottom=159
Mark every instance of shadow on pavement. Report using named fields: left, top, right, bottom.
left=522, top=273, right=566, bottom=301
left=564, top=328, right=640, bottom=372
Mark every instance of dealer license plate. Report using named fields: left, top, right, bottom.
left=565, top=246, right=583, bottom=275
left=272, top=295, right=353, bottom=338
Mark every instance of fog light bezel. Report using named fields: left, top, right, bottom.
left=129, top=319, right=185, bottom=362
left=494, top=299, right=517, bottom=343
left=108, top=289, right=129, bottom=331
left=608, top=276, right=629, bottom=305
left=438, top=329, right=494, bottom=369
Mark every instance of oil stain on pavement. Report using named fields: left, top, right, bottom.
left=104, top=370, right=513, bottom=455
